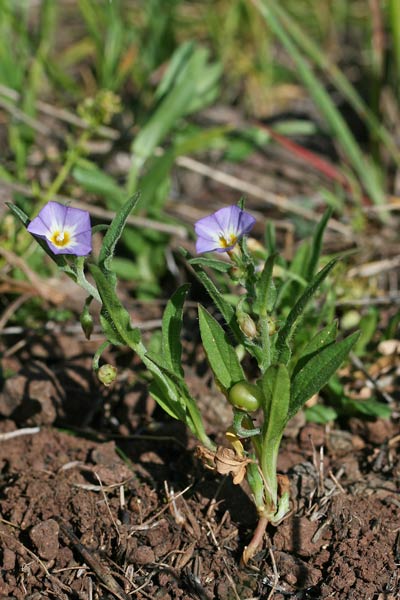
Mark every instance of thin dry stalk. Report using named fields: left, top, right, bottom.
left=176, top=155, right=352, bottom=236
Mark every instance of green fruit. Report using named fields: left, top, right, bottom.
left=98, top=364, right=117, bottom=386
left=228, top=381, right=262, bottom=412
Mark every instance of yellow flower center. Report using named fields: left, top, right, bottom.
left=50, top=230, right=71, bottom=248
left=219, top=233, right=237, bottom=248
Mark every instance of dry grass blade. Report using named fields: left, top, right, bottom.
left=176, top=155, right=352, bottom=236
left=0, top=427, right=40, bottom=442
left=0, top=247, right=66, bottom=304
left=1, top=180, right=187, bottom=238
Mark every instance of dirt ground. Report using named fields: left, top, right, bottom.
left=0, top=320, right=399, bottom=600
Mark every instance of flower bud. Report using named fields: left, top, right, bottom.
left=98, top=364, right=117, bottom=386
left=237, top=313, right=258, bottom=340
left=228, top=381, right=263, bottom=412
left=266, top=317, right=278, bottom=336
left=229, top=265, right=245, bottom=282
left=80, top=305, right=94, bottom=340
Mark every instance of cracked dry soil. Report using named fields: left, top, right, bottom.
left=0, top=334, right=399, bottom=599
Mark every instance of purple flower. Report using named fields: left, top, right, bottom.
left=195, top=205, right=256, bottom=254
left=27, top=201, right=92, bottom=256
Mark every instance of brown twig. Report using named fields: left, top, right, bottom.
left=2, top=183, right=187, bottom=238
left=175, top=155, right=352, bottom=236
left=57, top=519, right=131, bottom=600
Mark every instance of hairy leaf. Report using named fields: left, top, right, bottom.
left=274, top=258, right=338, bottom=363
left=98, top=192, right=140, bottom=288
left=289, top=331, right=359, bottom=421
left=198, top=305, right=245, bottom=392
left=161, top=284, right=190, bottom=376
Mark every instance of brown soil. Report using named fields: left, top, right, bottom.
left=0, top=330, right=399, bottom=600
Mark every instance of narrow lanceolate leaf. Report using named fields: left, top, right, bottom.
left=306, top=208, right=332, bottom=281
left=161, top=284, right=190, bottom=376
left=291, top=321, right=338, bottom=379
left=189, top=256, right=232, bottom=273
left=72, top=164, right=125, bottom=208
left=274, top=258, right=338, bottom=363
left=6, top=202, right=29, bottom=227
left=259, top=363, right=290, bottom=505
left=98, top=192, right=141, bottom=285
left=288, top=331, right=360, bottom=421
left=185, top=250, right=262, bottom=362
left=148, top=370, right=187, bottom=422
left=89, top=264, right=143, bottom=352
left=260, top=364, right=290, bottom=437
left=189, top=259, right=236, bottom=330
left=254, top=253, right=277, bottom=316
left=198, top=305, right=245, bottom=392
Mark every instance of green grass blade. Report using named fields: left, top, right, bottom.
left=271, top=2, right=400, bottom=166
left=306, top=207, right=332, bottom=280
left=253, top=0, right=386, bottom=205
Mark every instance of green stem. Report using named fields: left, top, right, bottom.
left=92, top=341, right=110, bottom=371
left=185, top=397, right=216, bottom=451
left=233, top=411, right=261, bottom=438
left=259, top=316, right=271, bottom=373
left=242, top=516, right=269, bottom=564
left=261, top=439, right=280, bottom=510
left=75, top=261, right=101, bottom=304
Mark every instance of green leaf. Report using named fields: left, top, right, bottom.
left=341, top=398, right=392, bottom=419
left=305, top=404, right=338, bottom=424
left=184, top=249, right=262, bottom=362
left=161, top=284, right=189, bottom=376
left=306, top=208, right=332, bottom=281
left=292, top=321, right=338, bottom=378
left=198, top=305, right=245, bottom=392
left=148, top=372, right=187, bottom=422
left=146, top=354, right=214, bottom=448
left=275, top=258, right=338, bottom=363
left=6, top=202, right=30, bottom=227
left=272, top=1, right=400, bottom=167
left=259, top=364, right=290, bottom=505
left=254, top=253, right=276, bottom=317
left=128, top=43, right=221, bottom=194
left=353, top=309, right=379, bottom=356
left=89, top=264, right=143, bottom=351
left=289, top=331, right=360, bottom=421
left=260, top=364, right=290, bottom=436
left=189, top=256, right=232, bottom=273
left=72, top=163, right=124, bottom=208
left=98, top=192, right=140, bottom=287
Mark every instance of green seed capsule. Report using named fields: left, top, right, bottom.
left=98, top=364, right=117, bottom=386
left=228, top=381, right=263, bottom=412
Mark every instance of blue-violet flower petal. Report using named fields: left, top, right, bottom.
left=27, top=201, right=92, bottom=256
left=195, top=205, right=255, bottom=254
